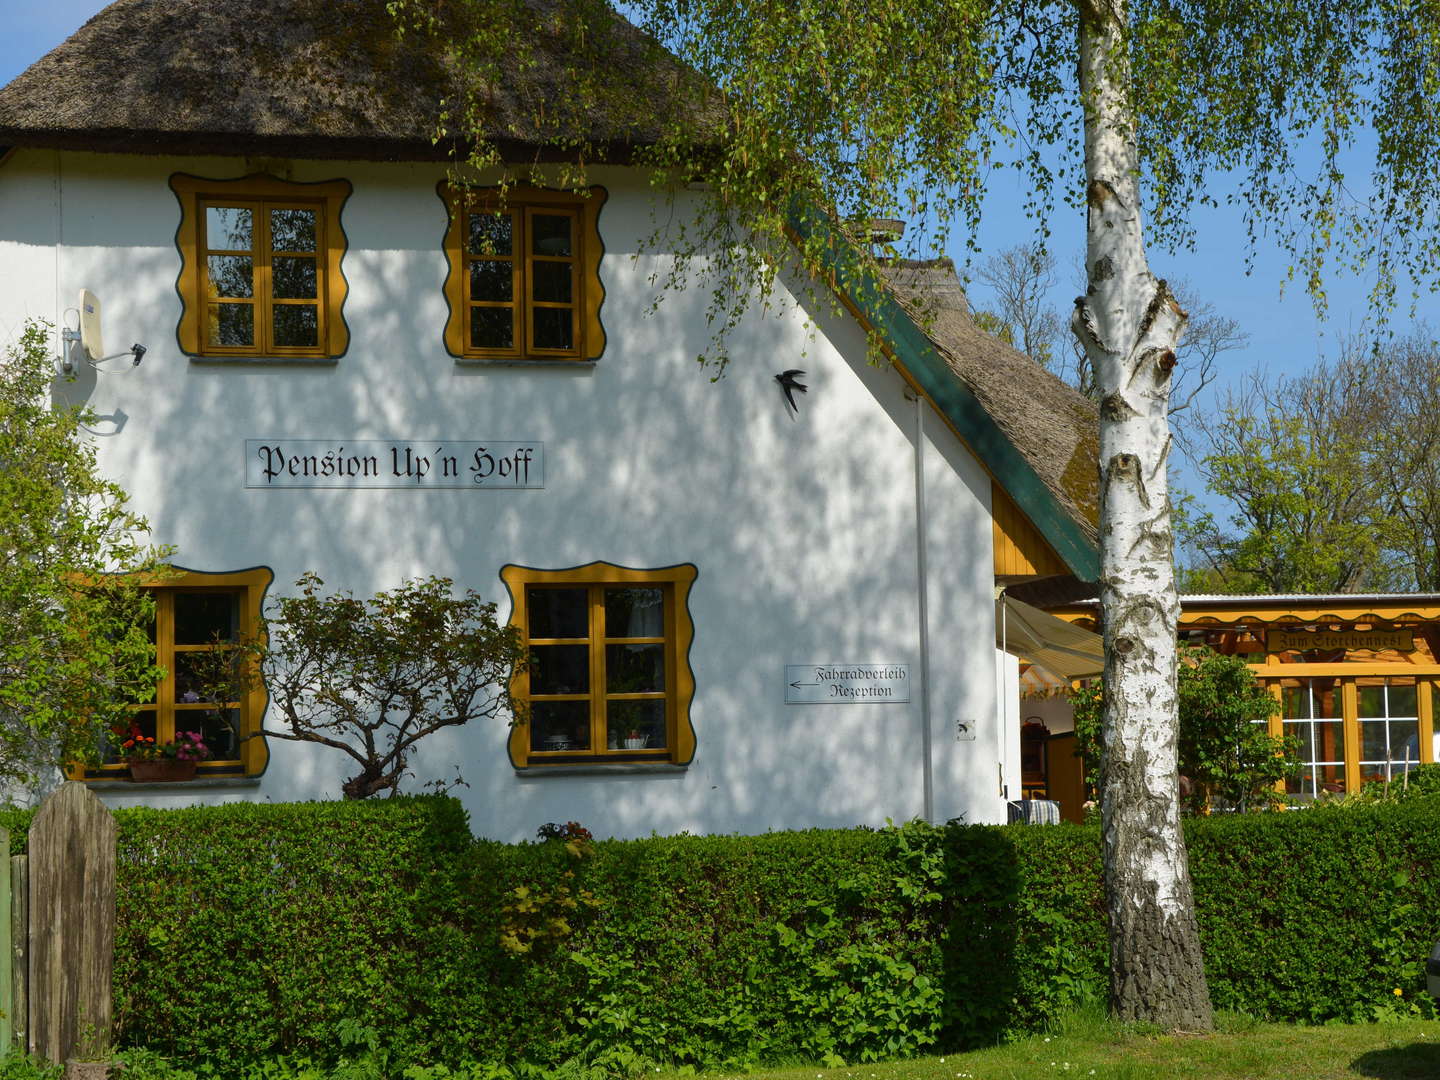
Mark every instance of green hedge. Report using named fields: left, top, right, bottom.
left=4, top=795, right=1440, bottom=1070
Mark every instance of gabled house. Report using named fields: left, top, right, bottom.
left=0, top=0, right=1098, bottom=839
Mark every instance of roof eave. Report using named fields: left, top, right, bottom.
left=0, top=129, right=657, bottom=165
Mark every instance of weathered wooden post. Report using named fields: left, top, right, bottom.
left=11, top=849, right=27, bottom=1056
left=27, top=783, right=115, bottom=1066
left=0, top=826, right=12, bottom=1052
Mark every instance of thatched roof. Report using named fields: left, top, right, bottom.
left=0, top=0, right=722, bottom=161
left=881, top=259, right=1100, bottom=549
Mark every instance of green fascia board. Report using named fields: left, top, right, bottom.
left=787, top=205, right=1100, bottom=582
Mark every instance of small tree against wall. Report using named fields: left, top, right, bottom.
left=214, top=574, right=526, bottom=798
left=0, top=321, right=165, bottom=788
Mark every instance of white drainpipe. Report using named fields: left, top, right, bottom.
left=913, top=391, right=934, bottom=822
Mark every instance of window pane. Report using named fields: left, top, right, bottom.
left=471, top=307, right=513, bottom=349
left=272, top=256, right=318, bottom=299
left=207, top=255, right=253, bottom=298
left=533, top=308, right=573, bottom=350
left=470, top=260, right=513, bottom=302
left=468, top=212, right=513, bottom=255
left=530, top=644, right=590, bottom=695
left=1283, top=720, right=1317, bottom=761
left=207, top=303, right=253, bottom=347
left=270, top=208, right=316, bottom=252
left=531, top=701, right=590, bottom=751
left=1390, top=683, right=1418, bottom=716
left=607, top=700, right=666, bottom=750
left=528, top=587, right=587, bottom=639
left=173, top=652, right=226, bottom=705
left=532, top=214, right=573, bottom=256
left=1392, top=719, right=1420, bottom=763
left=605, top=588, right=665, bottom=638
left=177, top=707, right=240, bottom=761
left=1358, top=684, right=1385, bottom=718
left=532, top=262, right=572, bottom=304
left=1361, top=721, right=1389, bottom=762
left=174, top=592, right=239, bottom=645
left=206, top=206, right=252, bottom=250
left=112, top=710, right=158, bottom=763
left=607, top=643, right=664, bottom=693
left=273, top=304, right=318, bottom=347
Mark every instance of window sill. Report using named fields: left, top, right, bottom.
left=455, top=357, right=597, bottom=369
left=515, top=762, right=688, bottom=778
left=189, top=356, right=339, bottom=366
left=84, top=776, right=263, bottom=793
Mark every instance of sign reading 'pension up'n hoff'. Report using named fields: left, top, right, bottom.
left=1266, top=628, right=1415, bottom=653
left=245, top=439, right=544, bottom=489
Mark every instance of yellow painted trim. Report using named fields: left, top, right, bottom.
left=1420, top=677, right=1435, bottom=766
left=1341, top=680, right=1360, bottom=792
left=992, top=481, right=1068, bottom=579
left=1247, top=662, right=1440, bottom=677
left=500, top=561, right=697, bottom=768
left=1180, top=603, right=1440, bottom=624
left=439, top=184, right=607, bottom=362
left=170, top=173, right=351, bottom=359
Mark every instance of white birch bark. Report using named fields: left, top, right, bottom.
left=1074, top=0, right=1213, bottom=1030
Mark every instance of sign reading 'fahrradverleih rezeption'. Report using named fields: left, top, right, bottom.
left=785, top=664, right=910, bottom=704
left=244, top=439, right=544, bottom=488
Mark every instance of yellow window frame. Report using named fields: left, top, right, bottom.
left=74, top=566, right=273, bottom=781
left=500, top=562, right=696, bottom=768
left=171, top=173, right=351, bottom=359
left=440, top=184, right=607, bottom=362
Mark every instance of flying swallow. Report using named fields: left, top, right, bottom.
left=775, top=369, right=808, bottom=415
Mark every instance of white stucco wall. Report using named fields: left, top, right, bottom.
left=0, top=150, right=1008, bottom=839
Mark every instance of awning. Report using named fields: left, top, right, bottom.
left=996, top=589, right=1104, bottom=679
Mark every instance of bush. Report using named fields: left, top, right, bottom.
left=6, top=793, right=1440, bottom=1072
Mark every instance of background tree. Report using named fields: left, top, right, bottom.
left=971, top=244, right=1068, bottom=370
left=215, top=573, right=527, bottom=799
left=0, top=321, right=164, bottom=789
left=1178, top=331, right=1440, bottom=594
left=1369, top=331, right=1440, bottom=591
left=970, top=246, right=1246, bottom=440
left=1071, top=647, right=1298, bottom=815
left=395, top=0, right=1440, bottom=1029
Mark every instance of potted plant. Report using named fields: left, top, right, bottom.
left=121, top=725, right=212, bottom=782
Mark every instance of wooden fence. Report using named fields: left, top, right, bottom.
left=0, top=782, right=116, bottom=1065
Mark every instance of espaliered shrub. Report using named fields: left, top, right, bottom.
left=1188, top=800, right=1440, bottom=1022
left=4, top=793, right=1440, bottom=1072
left=109, top=798, right=473, bottom=1066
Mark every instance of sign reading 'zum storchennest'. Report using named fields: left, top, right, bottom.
left=245, top=440, right=544, bottom=489
left=1266, top=629, right=1415, bottom=653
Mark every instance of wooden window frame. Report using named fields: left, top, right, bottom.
left=440, top=184, right=607, bottom=363
left=1263, top=669, right=1437, bottom=796
left=500, top=562, right=696, bottom=768
left=171, top=173, right=350, bottom=359
left=75, top=567, right=273, bottom=782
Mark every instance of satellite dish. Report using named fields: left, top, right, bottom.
left=78, top=289, right=104, bottom=361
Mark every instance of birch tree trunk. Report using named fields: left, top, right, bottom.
left=1073, top=0, right=1214, bottom=1030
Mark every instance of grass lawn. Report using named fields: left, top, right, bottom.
left=658, top=1010, right=1440, bottom=1080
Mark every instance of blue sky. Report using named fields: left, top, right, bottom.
left=2, top=0, right=1423, bottom=500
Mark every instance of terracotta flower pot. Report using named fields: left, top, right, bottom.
left=128, top=759, right=198, bottom=783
